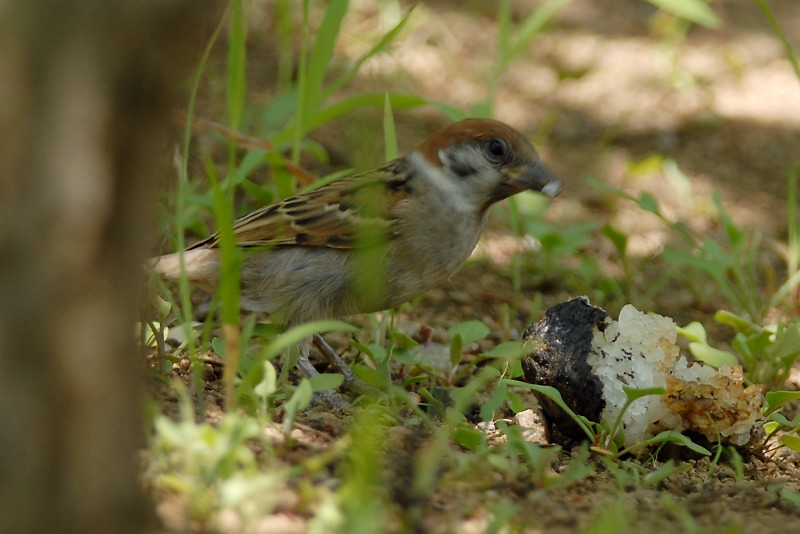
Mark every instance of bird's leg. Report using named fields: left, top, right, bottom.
left=312, top=333, right=357, bottom=387
left=294, top=341, right=351, bottom=410
left=295, top=340, right=322, bottom=379
left=292, top=335, right=370, bottom=404
left=312, top=334, right=378, bottom=396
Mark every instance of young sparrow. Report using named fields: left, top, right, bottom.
left=153, top=118, right=561, bottom=379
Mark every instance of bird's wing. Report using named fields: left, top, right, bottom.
left=189, top=162, right=411, bottom=251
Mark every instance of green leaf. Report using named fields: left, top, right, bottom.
left=509, top=360, right=524, bottom=378
left=731, top=332, right=756, bottom=367
left=763, top=421, right=779, bottom=434
left=260, top=320, right=358, bottom=361
left=450, top=333, right=463, bottom=368
left=212, top=336, right=226, bottom=358
left=638, top=192, right=661, bottom=214
left=480, top=382, right=508, bottom=422
left=453, top=425, right=483, bottom=451
left=283, top=379, right=313, bottom=431
left=627, top=153, right=665, bottom=175
left=308, top=373, right=345, bottom=393
left=645, top=0, right=721, bottom=28
left=713, top=191, right=745, bottom=247
left=765, top=391, right=800, bottom=412
left=602, top=223, right=628, bottom=259
left=234, top=149, right=268, bottom=185
left=239, top=179, right=276, bottom=206
left=587, top=176, right=636, bottom=200
left=622, top=386, right=666, bottom=403
left=353, top=364, right=387, bottom=388
left=388, top=330, right=419, bottom=350
left=677, top=321, right=708, bottom=344
left=769, top=412, right=791, bottom=426
left=448, top=320, right=491, bottom=345
left=770, top=324, right=800, bottom=365
left=663, top=158, right=693, bottom=199
left=253, top=361, right=277, bottom=399
left=253, top=322, right=285, bottom=337
left=645, top=430, right=711, bottom=456
left=450, top=367, right=500, bottom=414
left=687, top=342, right=739, bottom=367
left=485, top=341, right=523, bottom=360
left=506, top=390, right=525, bottom=413
left=781, top=489, right=800, bottom=508
left=350, top=340, right=386, bottom=362
left=642, top=460, right=680, bottom=486
left=781, top=434, right=800, bottom=453
left=551, top=446, right=594, bottom=487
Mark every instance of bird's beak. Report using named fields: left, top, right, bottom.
left=531, top=163, right=562, bottom=197
left=491, top=162, right=562, bottom=205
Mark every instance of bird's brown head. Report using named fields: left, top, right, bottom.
left=416, top=118, right=561, bottom=211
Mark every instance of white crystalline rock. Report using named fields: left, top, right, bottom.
left=587, top=305, right=679, bottom=445
left=586, top=304, right=763, bottom=447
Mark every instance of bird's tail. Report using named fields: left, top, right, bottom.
left=148, top=249, right=220, bottom=290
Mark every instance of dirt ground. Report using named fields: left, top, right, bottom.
left=150, top=1, right=800, bottom=532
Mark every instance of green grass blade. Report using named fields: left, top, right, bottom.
left=227, top=0, right=247, bottom=130
left=275, top=0, right=294, bottom=93
left=273, top=92, right=429, bottom=146
left=301, top=0, right=348, bottom=129
left=323, top=5, right=417, bottom=99
left=787, top=164, right=800, bottom=277
left=753, top=0, right=800, bottom=82
left=497, top=0, right=512, bottom=63
left=205, top=152, right=242, bottom=411
left=383, top=93, right=397, bottom=161
left=261, top=320, right=359, bottom=362
left=292, top=0, right=311, bottom=165
left=506, top=0, right=573, bottom=65
left=645, top=0, right=721, bottom=29
left=502, top=379, right=596, bottom=441
left=174, top=3, right=231, bottom=345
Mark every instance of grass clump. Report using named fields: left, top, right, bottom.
left=144, top=0, right=800, bottom=531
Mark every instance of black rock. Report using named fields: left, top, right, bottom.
left=521, top=297, right=608, bottom=444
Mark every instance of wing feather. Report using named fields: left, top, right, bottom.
left=188, top=162, right=411, bottom=251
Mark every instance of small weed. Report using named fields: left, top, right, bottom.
left=502, top=379, right=710, bottom=459
left=144, top=384, right=284, bottom=527
left=679, top=312, right=800, bottom=389
left=762, top=390, right=800, bottom=454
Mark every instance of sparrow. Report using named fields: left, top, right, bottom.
left=153, top=118, right=561, bottom=382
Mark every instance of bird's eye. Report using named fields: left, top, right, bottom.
left=486, top=138, right=509, bottom=161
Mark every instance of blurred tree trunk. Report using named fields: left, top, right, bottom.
left=0, top=2, right=217, bottom=532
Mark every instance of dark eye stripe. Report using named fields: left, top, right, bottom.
left=451, top=161, right=476, bottom=178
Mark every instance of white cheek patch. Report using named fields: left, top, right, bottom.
left=408, top=151, right=472, bottom=212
